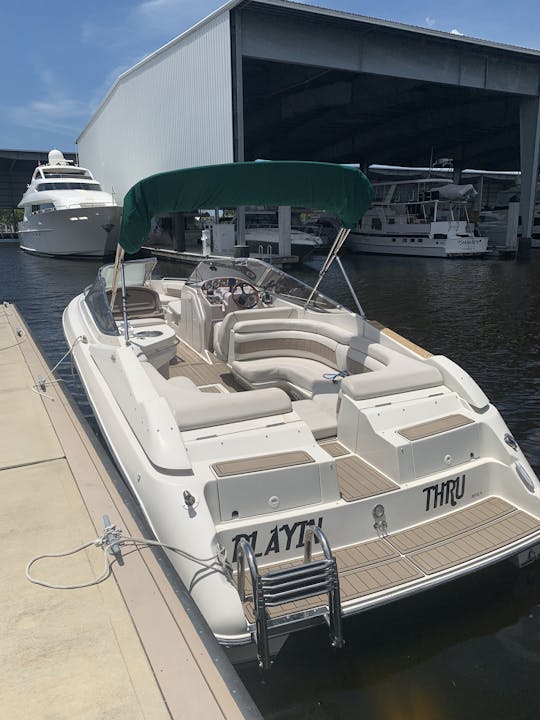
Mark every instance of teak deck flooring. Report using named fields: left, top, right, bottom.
left=169, top=341, right=240, bottom=391
left=240, top=497, right=540, bottom=622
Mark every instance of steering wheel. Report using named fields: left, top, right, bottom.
left=231, top=281, right=260, bottom=309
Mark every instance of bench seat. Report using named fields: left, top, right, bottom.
left=142, top=362, right=292, bottom=431
left=231, top=356, right=343, bottom=397
left=228, top=316, right=443, bottom=402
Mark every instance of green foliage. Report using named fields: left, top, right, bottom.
left=0, top=208, right=22, bottom=228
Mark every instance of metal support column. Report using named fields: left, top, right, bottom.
left=278, top=206, right=291, bottom=257
left=519, top=96, right=540, bottom=259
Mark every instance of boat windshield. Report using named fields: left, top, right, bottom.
left=187, top=258, right=341, bottom=311
left=98, top=258, right=157, bottom=289
left=84, top=274, right=119, bottom=336
left=83, top=259, right=158, bottom=336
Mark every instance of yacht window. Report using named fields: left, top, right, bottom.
left=42, top=169, right=91, bottom=178
left=37, top=182, right=102, bottom=191
left=31, top=203, right=54, bottom=213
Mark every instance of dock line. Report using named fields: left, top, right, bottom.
left=26, top=518, right=229, bottom=589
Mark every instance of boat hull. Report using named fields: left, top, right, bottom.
left=18, top=205, right=121, bottom=258
left=347, top=232, right=488, bottom=257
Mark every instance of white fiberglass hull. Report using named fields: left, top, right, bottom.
left=63, top=272, right=540, bottom=665
left=245, top=229, right=323, bottom=260
left=347, top=231, right=488, bottom=257
left=18, top=205, right=121, bottom=258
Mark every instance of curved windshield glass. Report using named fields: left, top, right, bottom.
left=84, top=275, right=119, bottom=336
left=187, top=258, right=341, bottom=311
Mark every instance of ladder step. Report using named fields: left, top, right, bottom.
left=236, top=526, right=344, bottom=669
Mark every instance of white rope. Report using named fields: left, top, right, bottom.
left=31, top=335, right=84, bottom=396
left=26, top=540, right=112, bottom=590
left=25, top=524, right=224, bottom=590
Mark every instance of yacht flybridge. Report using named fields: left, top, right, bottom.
left=63, top=162, right=540, bottom=668
left=18, top=150, right=121, bottom=258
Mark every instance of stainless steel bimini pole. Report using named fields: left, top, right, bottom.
left=120, top=261, right=130, bottom=346
left=304, top=227, right=365, bottom=315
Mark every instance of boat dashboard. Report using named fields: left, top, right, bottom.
left=200, top=277, right=271, bottom=310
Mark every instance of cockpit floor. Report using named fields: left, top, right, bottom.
left=169, top=340, right=241, bottom=392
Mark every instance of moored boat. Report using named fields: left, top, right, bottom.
left=64, top=161, right=540, bottom=668
left=18, top=150, right=121, bottom=258
left=348, top=178, right=488, bottom=257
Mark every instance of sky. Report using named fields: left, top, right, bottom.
left=2, top=0, right=540, bottom=153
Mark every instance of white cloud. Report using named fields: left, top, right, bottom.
left=134, top=0, right=219, bottom=35
left=424, top=16, right=436, bottom=28
left=450, top=28, right=464, bottom=36
left=7, top=68, right=91, bottom=137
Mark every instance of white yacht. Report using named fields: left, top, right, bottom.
left=348, top=178, right=488, bottom=257
left=18, top=150, right=121, bottom=258
left=64, top=162, right=540, bottom=668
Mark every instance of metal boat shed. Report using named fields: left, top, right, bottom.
left=77, top=0, right=540, bottom=244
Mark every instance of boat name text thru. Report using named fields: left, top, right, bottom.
left=423, top=474, right=465, bottom=512
left=231, top=517, right=324, bottom=562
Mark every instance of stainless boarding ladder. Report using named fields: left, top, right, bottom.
left=237, top=525, right=344, bottom=669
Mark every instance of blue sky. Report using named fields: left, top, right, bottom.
left=2, top=0, right=539, bottom=153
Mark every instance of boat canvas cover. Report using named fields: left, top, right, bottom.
left=118, top=161, right=373, bottom=254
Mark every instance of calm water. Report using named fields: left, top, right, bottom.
left=2, top=243, right=540, bottom=719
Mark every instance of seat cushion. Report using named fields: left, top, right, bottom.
left=231, top=356, right=344, bottom=396
left=175, top=388, right=292, bottom=431
left=141, top=361, right=292, bottom=430
left=292, top=398, right=338, bottom=440
left=213, top=307, right=297, bottom=361
left=341, top=347, right=443, bottom=400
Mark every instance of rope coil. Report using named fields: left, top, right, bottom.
left=25, top=524, right=225, bottom=590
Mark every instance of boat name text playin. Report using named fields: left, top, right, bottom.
left=423, top=474, right=466, bottom=512
left=231, top=517, right=323, bottom=562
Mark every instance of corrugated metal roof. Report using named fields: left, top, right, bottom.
left=250, top=0, right=540, bottom=57
left=79, top=0, right=540, bottom=144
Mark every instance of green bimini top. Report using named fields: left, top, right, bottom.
left=118, top=160, right=373, bottom=254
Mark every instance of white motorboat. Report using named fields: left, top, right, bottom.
left=64, top=161, right=540, bottom=668
left=18, top=150, right=121, bottom=258
left=348, top=178, right=488, bottom=257
left=240, top=209, right=325, bottom=260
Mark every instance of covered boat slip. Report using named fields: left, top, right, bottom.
left=0, top=303, right=260, bottom=719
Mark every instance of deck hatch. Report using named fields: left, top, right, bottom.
left=213, top=450, right=314, bottom=477
left=319, top=440, right=350, bottom=458
left=398, top=413, right=473, bottom=441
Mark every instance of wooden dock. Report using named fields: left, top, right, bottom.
left=0, top=302, right=261, bottom=720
